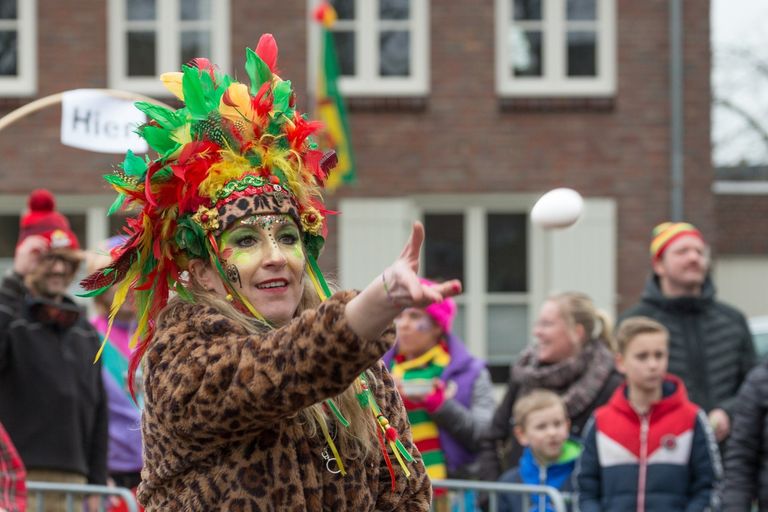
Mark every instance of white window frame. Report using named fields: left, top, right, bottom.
left=339, top=194, right=615, bottom=368
left=415, top=195, right=539, bottom=364
left=307, top=0, right=430, bottom=97
left=108, top=0, right=230, bottom=95
left=0, top=0, right=37, bottom=96
left=495, top=0, right=616, bottom=97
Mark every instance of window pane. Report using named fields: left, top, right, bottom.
left=512, top=0, right=541, bottom=21
left=567, top=30, right=597, bottom=76
left=331, top=0, right=355, bottom=20
left=510, top=28, right=542, bottom=77
left=487, top=304, right=529, bottom=362
left=0, top=0, right=17, bottom=20
left=380, top=0, right=409, bottom=20
left=332, top=30, right=355, bottom=76
left=424, top=214, right=464, bottom=284
left=127, top=0, right=156, bottom=20
left=567, top=0, right=596, bottom=20
left=487, top=213, right=527, bottom=292
left=127, top=31, right=156, bottom=77
left=379, top=30, right=409, bottom=76
left=0, top=215, right=19, bottom=258
left=181, top=30, right=211, bottom=65
left=180, top=0, right=210, bottom=20
left=0, top=30, right=17, bottom=76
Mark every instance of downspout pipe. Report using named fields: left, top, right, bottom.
left=669, top=0, right=685, bottom=220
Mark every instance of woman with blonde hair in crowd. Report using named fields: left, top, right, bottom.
left=476, top=292, right=623, bottom=481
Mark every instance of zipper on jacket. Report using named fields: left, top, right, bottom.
left=637, top=413, right=649, bottom=512
left=537, top=463, right=547, bottom=511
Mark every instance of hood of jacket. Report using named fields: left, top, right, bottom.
left=518, top=439, right=581, bottom=487
left=608, top=374, right=689, bottom=421
left=640, top=274, right=717, bottom=314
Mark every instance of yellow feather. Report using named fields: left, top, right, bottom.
left=160, top=72, right=185, bottom=100
left=219, top=83, right=255, bottom=123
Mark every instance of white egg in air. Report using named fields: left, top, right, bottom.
left=530, top=188, right=584, bottom=229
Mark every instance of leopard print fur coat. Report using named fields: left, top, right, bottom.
left=137, top=290, right=431, bottom=511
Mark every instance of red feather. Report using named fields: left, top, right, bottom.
left=252, top=82, right=274, bottom=118
left=189, top=57, right=216, bottom=82
left=286, top=113, right=322, bottom=150
left=79, top=248, right=134, bottom=291
left=255, top=34, right=279, bottom=73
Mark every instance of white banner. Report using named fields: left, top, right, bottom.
left=61, top=89, right=148, bottom=154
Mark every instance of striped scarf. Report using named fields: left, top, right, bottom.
left=390, top=343, right=451, bottom=480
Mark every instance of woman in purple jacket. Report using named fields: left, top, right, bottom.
left=382, top=279, right=495, bottom=482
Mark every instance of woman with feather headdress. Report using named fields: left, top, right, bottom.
left=81, top=34, right=460, bottom=511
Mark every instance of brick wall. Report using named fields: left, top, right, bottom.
left=0, top=0, right=714, bottom=313
left=715, top=194, right=768, bottom=254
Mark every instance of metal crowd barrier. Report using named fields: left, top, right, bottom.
left=26, top=481, right=139, bottom=512
left=430, top=478, right=569, bottom=512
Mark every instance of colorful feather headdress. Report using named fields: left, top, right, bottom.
left=80, top=34, right=338, bottom=383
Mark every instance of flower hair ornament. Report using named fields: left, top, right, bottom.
left=80, top=34, right=413, bottom=487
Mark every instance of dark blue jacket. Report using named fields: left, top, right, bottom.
left=497, top=440, right=580, bottom=512
left=576, top=375, right=721, bottom=512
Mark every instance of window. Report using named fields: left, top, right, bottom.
left=339, top=196, right=617, bottom=384
left=308, top=0, right=429, bottom=96
left=495, top=0, right=616, bottom=97
left=423, top=207, right=531, bottom=382
left=108, top=0, right=230, bottom=95
left=0, top=0, right=36, bottom=95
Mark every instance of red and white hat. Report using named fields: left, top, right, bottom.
left=17, top=189, right=80, bottom=250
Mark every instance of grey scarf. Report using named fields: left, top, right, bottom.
left=512, top=339, right=616, bottom=419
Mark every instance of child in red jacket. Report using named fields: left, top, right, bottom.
left=576, top=316, right=721, bottom=511
left=0, top=421, right=26, bottom=512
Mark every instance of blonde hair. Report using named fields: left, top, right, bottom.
left=513, top=389, right=567, bottom=430
left=159, top=269, right=379, bottom=461
left=615, top=316, right=669, bottom=354
left=548, top=291, right=615, bottom=351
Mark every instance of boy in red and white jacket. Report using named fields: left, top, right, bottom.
left=576, top=316, right=721, bottom=512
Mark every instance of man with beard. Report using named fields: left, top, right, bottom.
left=619, top=222, right=755, bottom=444
left=0, top=189, right=107, bottom=511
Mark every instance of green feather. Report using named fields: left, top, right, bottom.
left=181, top=65, right=208, bottom=119
left=245, top=48, right=272, bottom=95
left=121, top=150, right=147, bottom=177
left=76, top=285, right=112, bottom=298
left=197, top=69, right=219, bottom=110
left=134, top=102, right=181, bottom=130
left=107, top=194, right=126, bottom=216
left=246, top=152, right=262, bottom=168
left=104, top=174, right=129, bottom=188
left=272, top=80, right=292, bottom=113
left=140, top=126, right=178, bottom=155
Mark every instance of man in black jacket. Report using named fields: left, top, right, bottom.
left=619, top=221, right=755, bottom=443
left=0, top=189, right=108, bottom=511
